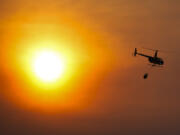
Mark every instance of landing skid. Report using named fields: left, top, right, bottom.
left=147, top=64, right=164, bottom=70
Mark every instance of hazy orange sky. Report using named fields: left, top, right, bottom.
left=0, top=0, right=180, bottom=134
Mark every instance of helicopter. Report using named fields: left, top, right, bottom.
left=134, top=48, right=165, bottom=79
left=134, top=48, right=164, bottom=67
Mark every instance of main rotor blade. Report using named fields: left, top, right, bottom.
left=141, top=47, right=175, bottom=54
left=142, top=47, right=158, bottom=52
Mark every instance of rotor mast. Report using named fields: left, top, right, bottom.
left=154, top=50, right=158, bottom=58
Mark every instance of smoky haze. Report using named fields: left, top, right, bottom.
left=0, top=0, right=180, bottom=135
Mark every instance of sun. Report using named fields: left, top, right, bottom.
left=33, top=50, right=65, bottom=82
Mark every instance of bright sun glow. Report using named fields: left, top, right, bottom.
left=33, top=50, right=65, bottom=82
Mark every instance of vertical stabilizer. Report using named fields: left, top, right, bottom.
left=134, top=48, right=137, bottom=56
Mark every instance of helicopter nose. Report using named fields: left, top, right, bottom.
left=161, top=61, right=164, bottom=65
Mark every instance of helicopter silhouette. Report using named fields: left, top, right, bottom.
left=134, top=48, right=164, bottom=67
left=134, top=48, right=165, bottom=79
